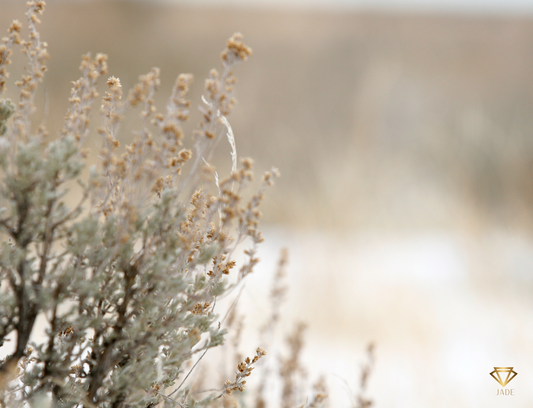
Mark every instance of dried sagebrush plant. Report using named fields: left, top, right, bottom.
left=0, top=2, right=279, bottom=407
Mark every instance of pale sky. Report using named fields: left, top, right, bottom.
left=163, top=0, right=533, bottom=15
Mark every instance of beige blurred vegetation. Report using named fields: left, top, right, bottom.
left=2, top=0, right=533, bottom=232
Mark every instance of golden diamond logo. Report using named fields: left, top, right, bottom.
left=490, top=367, right=517, bottom=387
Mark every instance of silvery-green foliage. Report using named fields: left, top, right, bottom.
left=0, top=3, right=275, bottom=407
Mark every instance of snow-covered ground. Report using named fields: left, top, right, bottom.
left=237, top=227, right=533, bottom=407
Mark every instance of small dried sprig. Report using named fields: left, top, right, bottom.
left=303, top=377, right=328, bottom=408
left=280, top=323, right=307, bottom=408
left=221, top=347, right=267, bottom=396
left=182, top=32, right=253, bottom=201
left=355, top=343, right=375, bottom=408
left=12, top=1, right=49, bottom=141
left=0, top=19, right=22, bottom=94
left=152, top=73, right=193, bottom=180
left=237, top=166, right=280, bottom=279
left=255, top=249, right=289, bottom=408
left=263, top=248, right=288, bottom=334
left=62, top=52, right=108, bottom=143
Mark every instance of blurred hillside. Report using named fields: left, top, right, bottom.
left=2, top=1, right=533, bottom=231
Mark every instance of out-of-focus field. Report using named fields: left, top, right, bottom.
left=2, top=1, right=533, bottom=406
left=2, top=0, right=533, bottom=231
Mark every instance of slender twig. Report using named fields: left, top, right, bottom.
left=168, top=348, right=209, bottom=399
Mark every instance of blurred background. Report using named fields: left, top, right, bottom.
left=2, top=0, right=533, bottom=406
